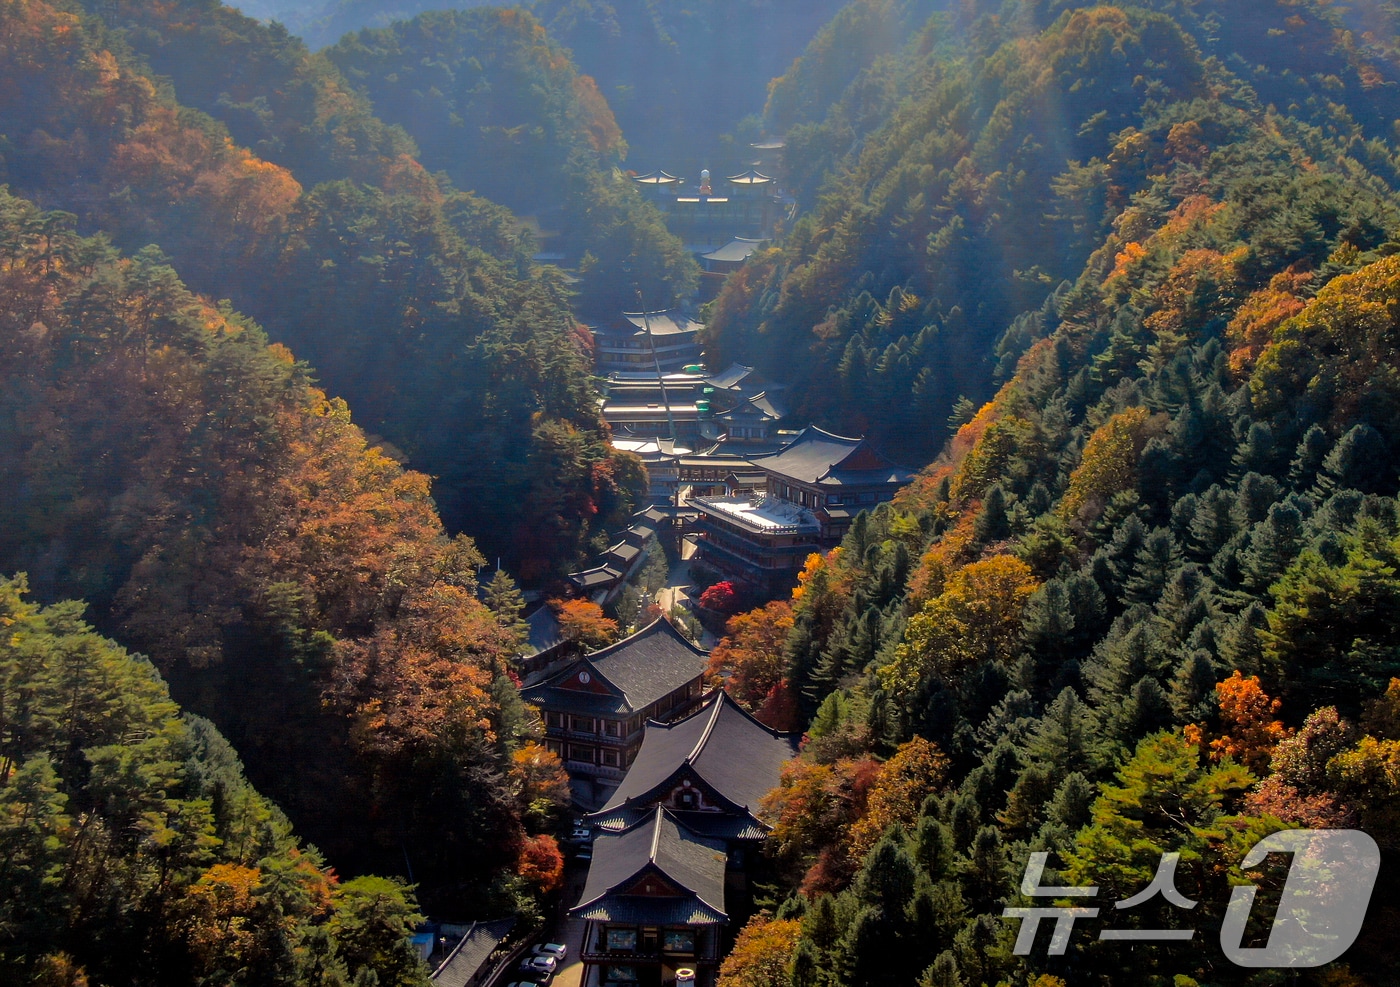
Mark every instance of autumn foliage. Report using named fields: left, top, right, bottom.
left=552, top=598, right=620, bottom=649
left=717, top=916, right=801, bottom=987
left=708, top=601, right=796, bottom=710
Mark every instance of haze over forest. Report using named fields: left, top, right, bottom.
left=4, top=1, right=1400, bottom=986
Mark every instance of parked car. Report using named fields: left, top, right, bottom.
left=519, top=955, right=557, bottom=982
left=532, top=942, right=567, bottom=961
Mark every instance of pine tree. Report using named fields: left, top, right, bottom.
left=1123, top=527, right=1182, bottom=605
left=921, top=951, right=965, bottom=987
left=1187, top=484, right=1238, bottom=560
left=975, top=485, right=1011, bottom=543
left=1233, top=472, right=1283, bottom=528
left=1240, top=501, right=1306, bottom=590
left=959, top=826, right=1010, bottom=911
left=1317, top=423, right=1394, bottom=496
left=1026, top=687, right=1104, bottom=780
left=912, top=815, right=955, bottom=882
left=482, top=568, right=529, bottom=648
left=1169, top=649, right=1219, bottom=722
left=1289, top=423, right=1331, bottom=488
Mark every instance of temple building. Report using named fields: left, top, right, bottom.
left=573, top=691, right=800, bottom=987
left=592, top=311, right=702, bottom=375
left=632, top=169, right=781, bottom=252
left=587, top=689, right=799, bottom=851
left=690, top=427, right=914, bottom=595
left=570, top=807, right=727, bottom=987
left=521, top=618, right=709, bottom=806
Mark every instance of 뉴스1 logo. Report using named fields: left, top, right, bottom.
left=1003, top=829, right=1381, bottom=968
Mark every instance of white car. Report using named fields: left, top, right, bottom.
left=519, top=955, right=557, bottom=980
left=533, top=942, right=567, bottom=961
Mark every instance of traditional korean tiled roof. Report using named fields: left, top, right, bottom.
left=702, top=238, right=769, bottom=264
left=706, top=364, right=755, bottom=390
left=588, top=806, right=768, bottom=842
left=750, top=426, right=913, bottom=487
left=430, top=919, right=515, bottom=986
left=633, top=170, right=684, bottom=185
left=570, top=807, right=727, bottom=925
left=716, top=393, right=782, bottom=424
left=591, top=691, right=799, bottom=829
left=521, top=606, right=563, bottom=659
left=521, top=618, right=708, bottom=716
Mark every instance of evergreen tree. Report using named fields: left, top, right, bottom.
left=912, top=815, right=955, bottom=883
left=1240, top=501, right=1307, bottom=590
left=482, top=569, right=529, bottom=649
left=975, top=485, right=1011, bottom=543
left=1289, top=423, right=1332, bottom=488
left=1317, top=423, right=1394, bottom=495
left=1026, top=688, right=1104, bottom=780
left=1123, top=527, right=1183, bottom=605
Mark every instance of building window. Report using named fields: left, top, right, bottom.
left=606, top=928, right=638, bottom=951
left=604, top=720, right=622, bottom=737
left=663, top=930, right=696, bottom=953
left=571, top=715, right=594, bottom=734
left=602, top=748, right=620, bottom=767
left=678, top=790, right=697, bottom=810
left=545, top=711, right=563, bottom=729
left=568, top=744, right=595, bottom=763
left=860, top=491, right=876, bottom=503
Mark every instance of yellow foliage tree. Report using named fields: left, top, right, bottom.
left=1058, top=406, right=1155, bottom=522
left=717, top=915, right=801, bottom=987
left=882, top=555, right=1039, bottom=696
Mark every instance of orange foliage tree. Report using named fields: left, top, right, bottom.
left=517, top=834, right=565, bottom=894
left=1058, top=406, right=1158, bottom=523
left=553, top=598, right=619, bottom=650
left=883, top=555, right=1039, bottom=696
left=1187, top=671, right=1293, bottom=775
left=708, top=601, right=795, bottom=709
left=761, top=756, right=881, bottom=894
left=847, top=737, right=950, bottom=861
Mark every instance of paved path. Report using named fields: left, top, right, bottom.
left=545, top=859, right=591, bottom=987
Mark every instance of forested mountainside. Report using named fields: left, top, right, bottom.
left=706, top=0, right=1400, bottom=469
left=322, top=7, right=626, bottom=211
left=0, top=577, right=434, bottom=987
left=698, top=3, right=1400, bottom=985
left=527, top=0, right=850, bottom=169
left=0, top=187, right=568, bottom=924
left=244, top=0, right=497, bottom=49
left=0, top=0, right=652, bottom=577
left=320, top=6, right=699, bottom=316
left=200, top=0, right=851, bottom=168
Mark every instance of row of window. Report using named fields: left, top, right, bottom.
left=603, top=927, right=698, bottom=954
left=566, top=744, right=621, bottom=767
left=771, top=481, right=883, bottom=508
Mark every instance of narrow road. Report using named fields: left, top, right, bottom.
left=544, top=857, right=590, bottom=987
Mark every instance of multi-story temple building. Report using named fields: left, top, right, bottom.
left=632, top=169, right=780, bottom=252
left=572, top=690, right=799, bottom=987
left=690, top=427, right=913, bottom=594
left=592, top=311, right=703, bottom=375
left=521, top=618, right=709, bottom=806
